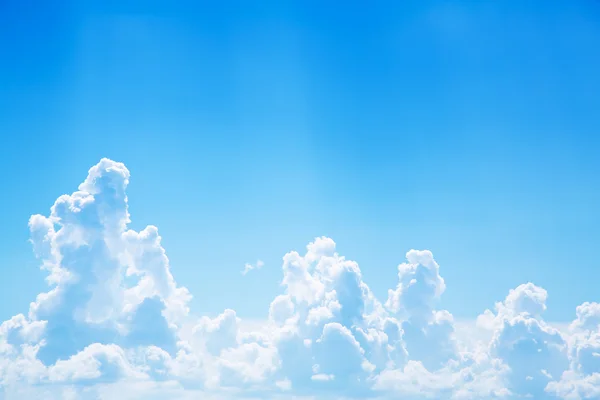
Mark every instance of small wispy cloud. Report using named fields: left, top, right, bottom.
left=242, top=259, right=264, bottom=275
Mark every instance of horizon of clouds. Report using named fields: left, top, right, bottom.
left=0, top=158, right=599, bottom=399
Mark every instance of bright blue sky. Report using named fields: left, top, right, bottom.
left=1, top=0, right=599, bottom=325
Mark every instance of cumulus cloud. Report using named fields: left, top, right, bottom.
left=0, top=158, right=599, bottom=399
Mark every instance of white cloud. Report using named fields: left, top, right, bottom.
left=1, top=158, right=600, bottom=399
left=242, top=260, right=264, bottom=276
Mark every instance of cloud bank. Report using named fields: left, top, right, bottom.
left=0, top=158, right=598, bottom=399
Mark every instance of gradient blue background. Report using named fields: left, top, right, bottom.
left=1, top=0, right=599, bottom=323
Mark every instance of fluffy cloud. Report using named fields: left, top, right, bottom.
left=1, top=158, right=599, bottom=399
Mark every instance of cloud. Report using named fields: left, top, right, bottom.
left=242, top=260, right=264, bottom=276
left=1, top=158, right=600, bottom=399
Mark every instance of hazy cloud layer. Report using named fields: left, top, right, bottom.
left=0, top=159, right=598, bottom=399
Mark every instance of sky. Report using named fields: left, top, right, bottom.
left=1, top=1, right=600, bottom=399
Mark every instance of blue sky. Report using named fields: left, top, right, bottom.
left=2, top=0, right=599, bottom=323
left=1, top=2, right=600, bottom=398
